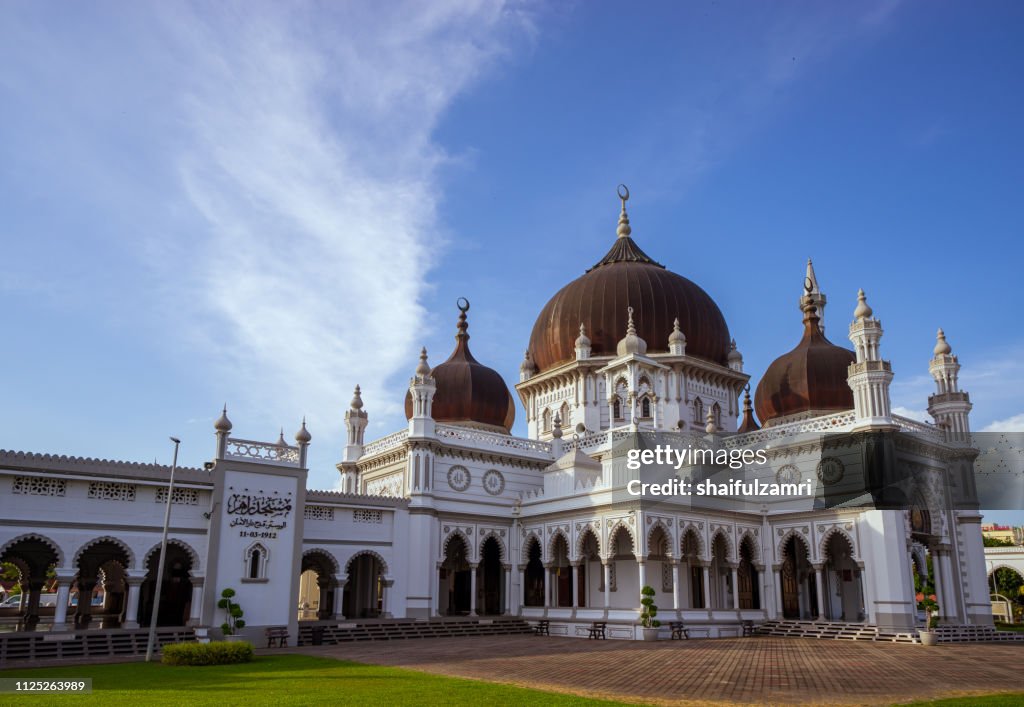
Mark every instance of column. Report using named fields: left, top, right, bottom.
left=469, top=564, right=478, bottom=617
left=731, top=565, right=740, bottom=611
left=123, top=575, right=144, bottom=629
left=51, top=574, right=74, bottom=630
left=518, top=565, right=527, bottom=612
left=188, top=577, right=204, bottom=627
left=381, top=579, right=392, bottom=618
left=75, top=578, right=96, bottom=629
left=671, top=561, right=681, bottom=611
left=503, top=564, right=512, bottom=615
left=928, top=547, right=944, bottom=619
left=813, top=564, right=825, bottom=621
left=701, top=563, right=711, bottom=611
left=333, top=577, right=347, bottom=620
left=543, top=564, right=552, bottom=609
left=637, top=560, right=647, bottom=593
left=773, top=565, right=783, bottom=616
left=602, top=562, right=611, bottom=609
left=24, top=579, right=44, bottom=631
left=571, top=563, right=580, bottom=609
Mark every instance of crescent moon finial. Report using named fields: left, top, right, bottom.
left=617, top=183, right=630, bottom=203
left=457, top=297, right=470, bottom=313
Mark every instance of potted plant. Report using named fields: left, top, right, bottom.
left=917, top=592, right=939, bottom=646
left=639, top=585, right=661, bottom=641
left=218, top=588, right=247, bottom=642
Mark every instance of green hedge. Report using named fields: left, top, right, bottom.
left=161, top=641, right=254, bottom=666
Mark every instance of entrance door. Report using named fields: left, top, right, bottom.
left=782, top=557, right=800, bottom=619
left=738, top=559, right=754, bottom=610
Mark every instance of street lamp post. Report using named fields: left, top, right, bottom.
left=145, top=436, right=180, bottom=662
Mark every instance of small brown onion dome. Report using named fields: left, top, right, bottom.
left=404, top=301, right=515, bottom=433
left=754, top=302, right=855, bottom=425
left=527, top=191, right=730, bottom=372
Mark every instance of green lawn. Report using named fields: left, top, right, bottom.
left=903, top=695, right=1024, bottom=706
left=0, top=654, right=628, bottom=706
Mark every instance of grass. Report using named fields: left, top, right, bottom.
left=902, top=695, right=1024, bottom=706
left=0, top=654, right=628, bottom=706
left=993, top=622, right=1024, bottom=633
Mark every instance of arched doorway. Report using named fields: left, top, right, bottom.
left=709, top=533, right=730, bottom=609
left=738, top=536, right=759, bottom=610
left=822, top=533, right=863, bottom=621
left=0, top=536, right=59, bottom=631
left=523, top=537, right=544, bottom=607
left=439, top=536, right=471, bottom=615
left=550, top=534, right=571, bottom=607
left=578, top=529, right=600, bottom=607
left=344, top=553, right=385, bottom=619
left=477, top=537, right=504, bottom=615
left=300, top=550, right=339, bottom=620
left=608, top=525, right=635, bottom=609
left=140, top=542, right=193, bottom=628
left=76, top=539, right=131, bottom=629
left=681, top=528, right=704, bottom=609
left=780, top=535, right=814, bottom=620
left=647, top=525, right=670, bottom=600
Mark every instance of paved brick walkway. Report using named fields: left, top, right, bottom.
left=292, top=635, right=1024, bottom=705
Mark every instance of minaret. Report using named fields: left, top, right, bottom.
left=214, top=404, right=232, bottom=460
left=847, top=289, right=894, bottom=427
left=801, top=258, right=827, bottom=335
left=295, top=418, right=311, bottom=468
left=927, top=329, right=972, bottom=443
left=727, top=339, right=743, bottom=372
left=408, top=348, right=436, bottom=438
left=668, top=318, right=686, bottom=355
left=338, top=386, right=367, bottom=493
left=519, top=350, right=536, bottom=381
left=575, top=323, right=591, bottom=360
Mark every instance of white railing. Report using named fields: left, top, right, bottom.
left=892, top=415, right=944, bottom=441
left=722, top=411, right=857, bottom=448
left=225, top=438, right=300, bottom=465
left=362, top=429, right=409, bottom=456
left=434, top=424, right=552, bottom=457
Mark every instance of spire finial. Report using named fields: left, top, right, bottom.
left=854, top=288, right=873, bottom=321
left=804, top=257, right=819, bottom=295
left=295, top=417, right=312, bottom=444
left=552, top=412, right=563, bottom=439
left=705, top=409, right=716, bottom=435
left=350, top=385, right=364, bottom=410
left=626, top=306, right=636, bottom=336
left=934, top=328, right=952, bottom=356
left=416, top=347, right=431, bottom=377
left=616, top=184, right=631, bottom=239
left=277, top=427, right=287, bottom=446
left=214, top=404, right=232, bottom=433
left=455, top=297, right=470, bottom=340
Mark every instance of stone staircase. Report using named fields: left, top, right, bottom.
left=755, top=620, right=1024, bottom=644
left=297, top=616, right=534, bottom=645
left=0, top=627, right=196, bottom=667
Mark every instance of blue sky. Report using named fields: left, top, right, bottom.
left=1, top=1, right=1022, bottom=521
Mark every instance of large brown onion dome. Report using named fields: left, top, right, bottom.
left=404, top=302, right=515, bottom=433
left=527, top=196, right=731, bottom=372
left=754, top=303, right=855, bottom=424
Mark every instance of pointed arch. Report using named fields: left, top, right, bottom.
left=442, top=529, right=472, bottom=562
left=477, top=531, right=507, bottom=563
left=693, top=397, right=704, bottom=424
left=547, top=528, right=570, bottom=565
left=0, top=533, right=64, bottom=568
left=244, top=542, right=269, bottom=580
left=73, top=536, right=134, bottom=569
left=575, top=525, right=601, bottom=560
left=607, top=521, right=635, bottom=559
left=542, top=408, right=552, bottom=433
left=710, top=528, right=733, bottom=562
left=143, top=539, right=201, bottom=574
left=777, top=529, right=810, bottom=562
left=679, top=524, right=705, bottom=560
left=521, top=532, right=542, bottom=564
left=345, top=549, right=389, bottom=576
left=738, top=531, right=760, bottom=564
left=646, top=521, right=673, bottom=559
left=302, top=547, right=341, bottom=575
left=819, top=527, right=856, bottom=561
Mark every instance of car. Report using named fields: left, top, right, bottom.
left=0, top=595, right=24, bottom=608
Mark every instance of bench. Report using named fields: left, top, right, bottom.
left=742, top=620, right=755, bottom=637
left=533, top=620, right=550, bottom=636
left=265, top=626, right=289, bottom=647
left=587, top=622, right=606, bottom=640
left=669, top=621, right=689, bottom=640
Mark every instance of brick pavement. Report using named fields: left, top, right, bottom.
left=291, top=635, right=1024, bottom=705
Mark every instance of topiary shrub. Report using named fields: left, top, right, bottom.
left=640, top=585, right=660, bottom=628
left=161, top=641, right=254, bottom=666
left=217, top=588, right=246, bottom=635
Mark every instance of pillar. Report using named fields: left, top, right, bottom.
left=51, top=574, right=74, bottom=630
left=381, top=578, right=393, bottom=618
left=602, top=562, right=611, bottom=609
left=469, top=563, right=478, bottom=616
left=813, top=564, right=825, bottom=621
left=773, top=565, right=783, bottom=616
left=333, top=577, right=347, bottom=620
left=571, top=563, right=580, bottom=609
left=543, top=564, right=552, bottom=609
left=671, top=561, right=680, bottom=611
left=731, top=565, right=740, bottom=611
left=701, top=563, right=711, bottom=611
left=503, top=564, right=512, bottom=615
left=188, top=577, right=204, bottom=627
left=518, top=565, right=526, bottom=612
left=123, top=575, right=144, bottom=629
left=637, top=560, right=647, bottom=594
left=75, top=578, right=96, bottom=629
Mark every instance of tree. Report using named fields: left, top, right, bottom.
left=639, top=585, right=660, bottom=628
left=983, top=536, right=1014, bottom=547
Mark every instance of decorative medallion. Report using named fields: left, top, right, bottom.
left=447, top=465, right=471, bottom=492
left=775, top=463, right=801, bottom=485
left=482, top=469, right=505, bottom=496
left=816, top=457, right=844, bottom=486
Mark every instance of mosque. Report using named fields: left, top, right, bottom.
left=0, top=189, right=994, bottom=645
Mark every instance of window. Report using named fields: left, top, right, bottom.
left=693, top=397, right=704, bottom=424
left=612, top=397, right=622, bottom=421
left=559, top=402, right=569, bottom=427
left=712, top=402, right=722, bottom=430
left=243, top=543, right=269, bottom=581
left=542, top=409, right=552, bottom=432
left=640, top=396, right=651, bottom=419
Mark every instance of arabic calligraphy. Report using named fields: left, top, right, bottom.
left=226, top=492, right=292, bottom=518
left=229, top=516, right=287, bottom=530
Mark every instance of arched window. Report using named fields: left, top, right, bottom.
left=693, top=397, right=704, bottom=424
left=542, top=408, right=552, bottom=433
left=243, top=543, right=269, bottom=581
left=712, top=402, right=722, bottom=430
left=612, top=397, right=622, bottom=421
left=640, top=396, right=651, bottom=419
left=559, top=402, right=569, bottom=428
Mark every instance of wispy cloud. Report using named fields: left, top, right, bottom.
left=982, top=414, right=1024, bottom=433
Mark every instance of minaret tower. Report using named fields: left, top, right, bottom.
left=802, top=258, right=827, bottom=335
left=927, top=329, right=972, bottom=443
left=847, top=289, right=895, bottom=428
left=407, top=347, right=437, bottom=496
left=338, top=386, right=367, bottom=493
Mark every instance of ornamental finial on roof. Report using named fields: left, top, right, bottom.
left=416, top=347, right=432, bottom=377
left=616, top=184, right=631, bottom=239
